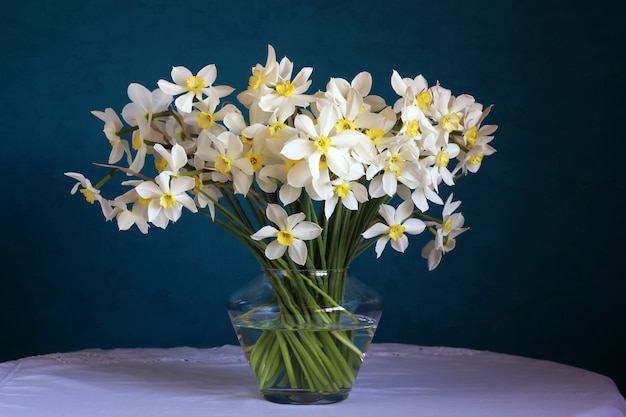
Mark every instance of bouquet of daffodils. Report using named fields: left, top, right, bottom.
left=66, top=45, right=496, bottom=399
left=66, top=44, right=496, bottom=271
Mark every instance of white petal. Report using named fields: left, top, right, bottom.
left=351, top=182, right=369, bottom=202
left=390, top=235, right=408, bottom=253
left=279, top=184, right=302, bottom=205
left=170, top=144, right=189, bottom=172
left=266, top=204, right=287, bottom=227
left=395, top=200, right=415, bottom=223
left=251, top=225, right=279, bottom=240
left=382, top=170, right=397, bottom=197
left=157, top=79, right=185, bottom=95
left=135, top=181, right=162, bottom=199
left=127, top=83, right=151, bottom=109
left=169, top=176, right=195, bottom=194
left=341, top=193, right=358, bottom=211
left=403, top=218, right=426, bottom=235
left=351, top=71, right=372, bottom=96
left=378, top=204, right=396, bottom=226
left=285, top=212, right=306, bottom=229
left=176, top=193, right=198, bottom=213
left=281, top=139, right=314, bottom=160
left=265, top=241, right=287, bottom=260
left=197, top=64, right=217, bottom=85
left=317, top=105, right=338, bottom=136
left=374, top=236, right=390, bottom=258
left=331, top=129, right=362, bottom=148
left=287, top=239, right=308, bottom=265
left=390, top=70, right=407, bottom=96
left=324, top=196, right=338, bottom=219
left=286, top=160, right=312, bottom=188
left=292, top=222, right=322, bottom=240
left=326, top=149, right=350, bottom=178
left=362, top=222, right=389, bottom=239
left=175, top=93, right=195, bottom=113
left=294, top=114, right=318, bottom=138
left=171, top=66, right=193, bottom=85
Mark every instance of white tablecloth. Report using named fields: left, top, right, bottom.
left=1, top=343, right=625, bottom=417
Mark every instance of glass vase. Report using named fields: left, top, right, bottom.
left=227, top=268, right=383, bottom=404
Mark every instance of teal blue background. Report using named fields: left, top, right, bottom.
left=2, top=0, right=625, bottom=393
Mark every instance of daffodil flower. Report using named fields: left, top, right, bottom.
left=109, top=188, right=149, bottom=234
left=251, top=204, right=322, bottom=265
left=64, top=172, right=112, bottom=218
left=134, top=172, right=197, bottom=229
left=91, top=108, right=130, bottom=165
left=362, top=200, right=425, bottom=258
left=421, top=193, right=468, bottom=270
left=157, top=64, right=234, bottom=113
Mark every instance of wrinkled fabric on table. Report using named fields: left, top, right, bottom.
left=1, top=343, right=625, bottom=417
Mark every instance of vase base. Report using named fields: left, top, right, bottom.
left=262, top=390, right=350, bottom=405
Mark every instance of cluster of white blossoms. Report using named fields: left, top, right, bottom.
left=66, top=45, right=496, bottom=270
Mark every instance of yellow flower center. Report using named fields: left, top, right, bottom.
left=285, top=159, right=299, bottom=173
left=240, top=134, right=254, bottom=145
left=247, top=153, right=263, bottom=171
left=443, top=217, right=453, bottom=233
left=385, top=153, right=406, bottom=176
left=269, top=121, right=286, bottom=138
left=416, top=91, right=433, bottom=110
left=335, top=118, right=355, bottom=132
left=470, top=153, right=484, bottom=165
left=154, top=156, right=168, bottom=173
left=406, top=119, right=420, bottom=137
left=315, top=135, right=332, bottom=154
left=465, top=126, right=478, bottom=146
left=365, top=128, right=385, bottom=144
left=215, top=155, right=232, bottom=174
left=191, top=176, right=202, bottom=194
left=80, top=188, right=96, bottom=204
left=186, top=76, right=205, bottom=93
left=441, top=112, right=461, bottom=132
left=436, top=149, right=450, bottom=167
left=336, top=183, right=351, bottom=198
left=248, top=69, right=263, bottom=90
left=196, top=112, right=215, bottom=129
left=160, top=192, right=177, bottom=209
left=277, top=229, right=295, bottom=246
left=388, top=224, right=406, bottom=241
left=137, top=196, right=152, bottom=206
left=275, top=80, right=295, bottom=97
left=132, top=130, right=142, bottom=150
left=319, top=154, right=329, bottom=170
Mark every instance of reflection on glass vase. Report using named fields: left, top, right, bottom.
left=227, top=268, right=383, bottom=405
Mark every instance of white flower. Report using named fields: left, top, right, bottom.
left=153, top=143, right=189, bottom=174
left=281, top=104, right=364, bottom=185
left=157, top=64, right=234, bottom=113
left=258, top=63, right=314, bottom=121
left=251, top=204, right=322, bottom=265
left=64, top=172, right=112, bottom=218
left=120, top=83, right=172, bottom=173
left=194, top=130, right=254, bottom=195
left=390, top=70, right=431, bottom=112
left=421, top=193, right=468, bottom=270
left=362, top=200, right=425, bottom=258
left=91, top=108, right=130, bottom=165
left=134, top=172, right=197, bottom=229
left=324, top=179, right=368, bottom=219
left=109, top=188, right=149, bottom=234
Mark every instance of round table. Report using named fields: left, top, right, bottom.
left=1, top=343, right=624, bottom=417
